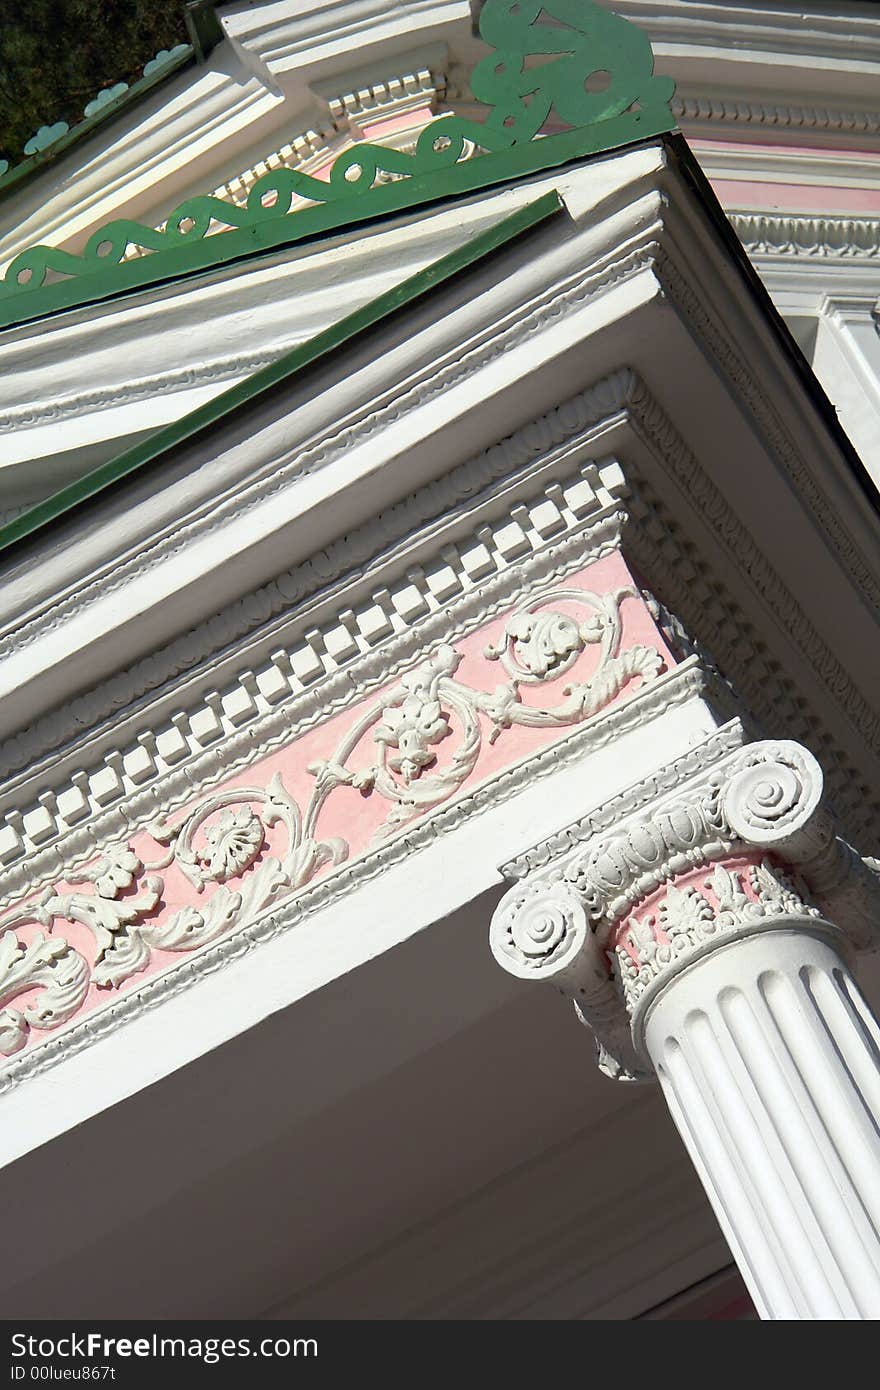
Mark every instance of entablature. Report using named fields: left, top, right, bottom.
left=1, top=108, right=879, bottom=1175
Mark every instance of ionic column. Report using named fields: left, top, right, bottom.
left=489, top=739, right=880, bottom=1320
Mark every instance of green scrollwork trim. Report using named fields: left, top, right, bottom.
left=0, top=1, right=674, bottom=332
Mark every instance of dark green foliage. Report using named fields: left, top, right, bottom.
left=0, top=0, right=187, bottom=164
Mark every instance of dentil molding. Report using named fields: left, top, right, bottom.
left=653, top=246, right=880, bottom=617
left=674, top=95, right=880, bottom=143
left=0, top=494, right=632, bottom=885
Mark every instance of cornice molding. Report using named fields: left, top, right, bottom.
left=0, top=204, right=662, bottom=762
left=621, top=395, right=880, bottom=852
left=36, top=208, right=877, bottom=451
left=654, top=245, right=880, bottom=615
left=0, top=507, right=629, bottom=897
left=693, top=142, right=880, bottom=190
left=0, top=225, right=658, bottom=653
left=674, top=94, right=880, bottom=142
left=0, top=348, right=282, bottom=437
left=614, top=0, right=880, bottom=63
left=223, top=0, right=469, bottom=77
left=731, top=212, right=880, bottom=261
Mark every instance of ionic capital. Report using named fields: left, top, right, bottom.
left=489, top=737, right=880, bottom=1078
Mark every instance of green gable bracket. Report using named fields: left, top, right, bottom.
left=185, top=1, right=226, bottom=62
left=0, top=1, right=674, bottom=333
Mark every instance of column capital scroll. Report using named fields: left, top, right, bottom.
left=489, top=735, right=880, bottom=1079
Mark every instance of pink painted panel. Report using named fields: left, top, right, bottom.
left=611, top=852, right=765, bottom=962
left=0, top=553, right=675, bottom=1058
left=711, top=178, right=880, bottom=216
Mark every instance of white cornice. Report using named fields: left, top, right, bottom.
left=692, top=141, right=880, bottom=191
left=0, top=151, right=669, bottom=690
left=731, top=212, right=880, bottom=260
left=675, top=93, right=880, bottom=146
left=614, top=0, right=880, bottom=77
left=0, top=182, right=524, bottom=484
left=0, top=365, right=876, bottom=893
left=222, top=0, right=473, bottom=79
left=0, top=471, right=632, bottom=888
left=4, top=0, right=880, bottom=284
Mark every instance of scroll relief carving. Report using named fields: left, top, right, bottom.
left=312, top=587, right=663, bottom=840
left=1, top=587, right=664, bottom=1057
left=490, top=739, right=880, bottom=1081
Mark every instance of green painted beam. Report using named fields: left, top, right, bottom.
left=0, top=189, right=564, bottom=558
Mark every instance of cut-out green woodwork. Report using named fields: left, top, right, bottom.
left=0, top=45, right=197, bottom=206
left=83, top=83, right=130, bottom=119
left=0, top=0, right=674, bottom=331
left=23, top=122, right=71, bottom=157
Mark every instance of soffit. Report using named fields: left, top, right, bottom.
left=0, top=887, right=732, bottom=1319
left=4, top=882, right=880, bottom=1318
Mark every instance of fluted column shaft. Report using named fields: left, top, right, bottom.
left=643, top=925, right=880, bottom=1320
left=489, top=736, right=880, bottom=1318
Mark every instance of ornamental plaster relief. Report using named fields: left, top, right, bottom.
left=611, top=852, right=823, bottom=1017
left=490, top=736, right=880, bottom=1080
left=0, top=488, right=629, bottom=885
left=0, top=557, right=672, bottom=1064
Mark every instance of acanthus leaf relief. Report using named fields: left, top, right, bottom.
left=0, top=930, right=90, bottom=1056
left=0, top=587, right=664, bottom=1058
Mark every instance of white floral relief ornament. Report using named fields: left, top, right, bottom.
left=201, top=806, right=264, bottom=880
left=485, top=589, right=621, bottom=684
left=0, top=930, right=90, bottom=1055
left=492, top=610, right=585, bottom=680
left=71, top=844, right=142, bottom=899
left=614, top=858, right=822, bottom=1013
left=373, top=692, right=450, bottom=784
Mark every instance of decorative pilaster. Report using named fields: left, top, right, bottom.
left=489, top=736, right=880, bottom=1319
